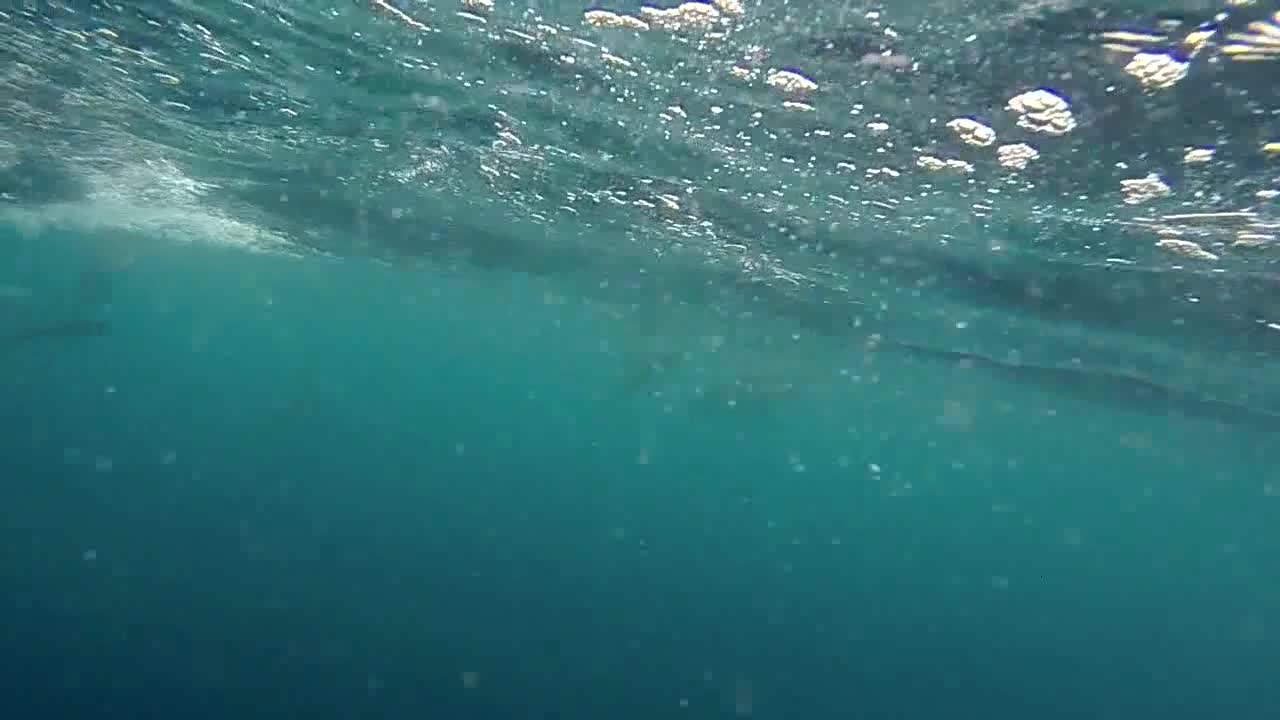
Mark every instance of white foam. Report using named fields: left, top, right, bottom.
left=0, top=156, right=298, bottom=256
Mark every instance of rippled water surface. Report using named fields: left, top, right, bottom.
left=4, top=2, right=1279, bottom=386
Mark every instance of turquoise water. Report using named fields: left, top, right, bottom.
left=4, top=1, right=1280, bottom=718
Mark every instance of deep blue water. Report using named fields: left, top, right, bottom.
left=4, top=228, right=1279, bottom=719
left=4, top=1, right=1280, bottom=718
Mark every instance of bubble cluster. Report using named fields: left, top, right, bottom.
left=1006, top=90, right=1077, bottom=136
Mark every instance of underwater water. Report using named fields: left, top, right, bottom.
left=3, top=0, right=1280, bottom=718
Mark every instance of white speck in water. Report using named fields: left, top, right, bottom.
left=94, top=456, right=113, bottom=473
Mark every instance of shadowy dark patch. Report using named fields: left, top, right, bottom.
left=884, top=338, right=1280, bottom=429
left=2, top=320, right=109, bottom=349
left=0, top=151, right=89, bottom=205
